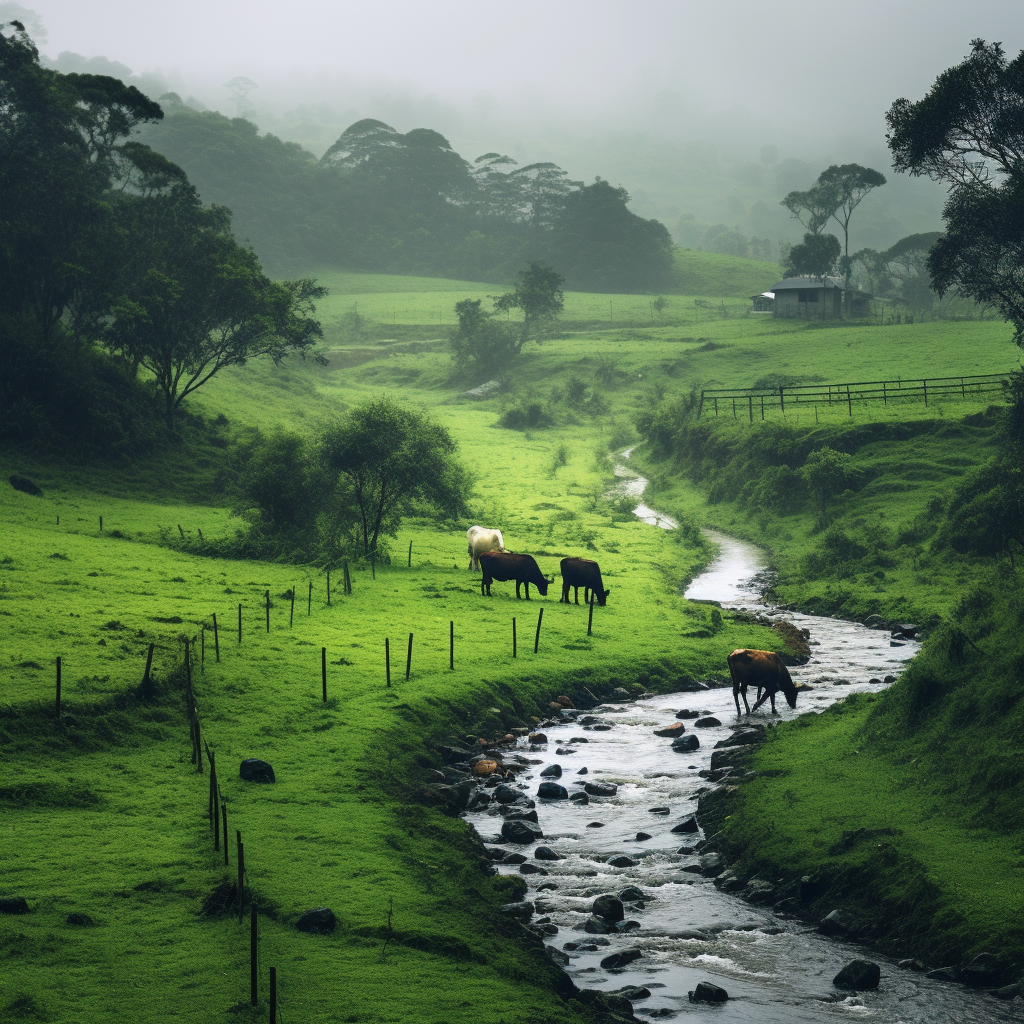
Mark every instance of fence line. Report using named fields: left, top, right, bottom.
left=698, top=372, right=1008, bottom=421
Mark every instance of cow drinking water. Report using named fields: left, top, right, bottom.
left=467, top=525, right=505, bottom=570
left=478, top=551, right=551, bottom=599
left=727, top=648, right=798, bottom=714
left=559, top=557, right=611, bottom=606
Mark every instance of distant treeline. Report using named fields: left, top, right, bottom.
left=138, top=106, right=675, bottom=291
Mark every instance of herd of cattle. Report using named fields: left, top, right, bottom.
left=465, top=525, right=611, bottom=606
left=465, top=526, right=796, bottom=716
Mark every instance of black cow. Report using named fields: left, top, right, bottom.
left=559, top=557, right=611, bottom=606
left=478, top=551, right=551, bottom=599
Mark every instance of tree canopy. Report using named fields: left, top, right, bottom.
left=783, top=232, right=841, bottom=280
left=886, top=39, right=1024, bottom=344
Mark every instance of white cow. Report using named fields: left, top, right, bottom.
left=467, top=525, right=505, bottom=570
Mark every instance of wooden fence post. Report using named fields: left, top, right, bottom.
left=322, top=647, right=327, bottom=703
left=512, top=617, right=517, bottom=658
left=238, top=604, right=242, bottom=644
left=406, top=633, right=413, bottom=680
left=408, top=540, right=412, bottom=567
left=200, top=624, right=205, bottom=667
left=923, top=379, right=928, bottom=406
left=55, top=656, right=61, bottom=719
left=290, top=588, right=295, bottom=628
left=449, top=621, right=454, bottom=670
left=99, top=515, right=103, bottom=533
left=534, top=608, right=543, bottom=654
left=212, top=613, right=220, bottom=662
left=308, top=581, right=312, bottom=616
left=779, top=385, right=785, bottom=414
left=237, top=831, right=244, bottom=923
left=250, top=904, right=258, bottom=1007
left=385, top=638, right=391, bottom=687
left=265, top=590, right=270, bottom=633
left=748, top=395, right=753, bottom=423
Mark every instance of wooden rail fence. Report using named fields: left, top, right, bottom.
left=698, top=372, right=1008, bottom=421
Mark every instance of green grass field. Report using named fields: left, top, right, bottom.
left=3, top=268, right=1022, bottom=1018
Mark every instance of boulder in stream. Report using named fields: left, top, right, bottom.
left=833, top=960, right=881, bottom=990
left=671, top=734, right=700, bottom=752
left=501, top=819, right=543, bottom=844
left=537, top=782, right=568, bottom=800
left=540, top=764, right=562, bottom=778
left=688, top=981, right=728, bottom=1003
left=653, top=722, right=686, bottom=738
left=583, top=781, right=618, bottom=797
left=592, top=894, right=624, bottom=922
left=671, top=816, right=699, bottom=833
left=819, top=909, right=856, bottom=936
left=600, top=948, right=643, bottom=970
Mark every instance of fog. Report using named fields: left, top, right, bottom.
left=12, top=0, right=1024, bottom=249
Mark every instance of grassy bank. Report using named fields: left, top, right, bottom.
left=631, top=354, right=1024, bottom=970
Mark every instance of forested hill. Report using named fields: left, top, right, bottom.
left=137, top=105, right=674, bottom=290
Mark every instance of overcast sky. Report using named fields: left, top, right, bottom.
left=15, top=0, right=1023, bottom=137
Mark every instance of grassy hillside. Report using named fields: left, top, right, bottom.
left=669, top=249, right=782, bottom=298
left=4, top=272, right=1022, bottom=1017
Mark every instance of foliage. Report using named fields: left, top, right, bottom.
left=100, top=183, right=326, bottom=430
left=319, top=396, right=472, bottom=555
left=448, top=298, right=523, bottom=374
left=493, top=261, right=565, bottom=342
left=782, top=232, right=841, bottom=279
left=802, top=445, right=858, bottom=514
left=886, top=39, right=1024, bottom=345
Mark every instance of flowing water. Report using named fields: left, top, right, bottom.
left=462, top=460, right=1020, bottom=1022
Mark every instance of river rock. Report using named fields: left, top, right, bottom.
left=500, top=901, right=534, bottom=922
left=295, top=907, right=337, bottom=934
left=538, top=782, right=568, bottom=801
left=648, top=806, right=671, bottom=814
left=671, top=816, right=699, bottom=833
left=897, top=958, right=926, bottom=971
left=587, top=821, right=605, bottom=828
left=555, top=747, right=576, bottom=756
left=675, top=709, right=699, bottom=719
left=742, top=879, right=776, bottom=904
left=576, top=767, right=589, bottom=774
left=534, top=846, right=563, bottom=861
left=239, top=759, right=275, bottom=783
left=501, top=819, right=543, bottom=844
left=716, top=725, right=766, bottom=747
left=611, top=985, right=651, bottom=1001
left=519, top=863, right=547, bottom=875
left=502, top=852, right=527, bottom=864
left=653, top=722, right=686, bottom=738
left=570, top=792, right=590, bottom=804
left=819, top=909, right=856, bottom=936
left=698, top=853, right=724, bottom=876
left=601, top=948, right=643, bottom=970
left=834, top=960, right=881, bottom=989
left=583, top=781, right=617, bottom=797
left=583, top=915, right=615, bottom=934
left=694, top=716, right=721, bottom=727
left=592, top=894, right=625, bottom=922
left=925, top=967, right=958, bottom=982
left=472, top=760, right=499, bottom=776
left=493, top=784, right=520, bottom=804
left=529, top=733, right=548, bottom=744
left=958, top=952, right=1008, bottom=987
left=688, top=981, right=728, bottom=1003
left=619, top=886, right=646, bottom=902
left=540, top=764, right=562, bottom=778
left=608, top=855, right=637, bottom=868
left=611, top=687, right=631, bottom=700
left=578, top=990, right=633, bottom=1017
left=671, top=734, right=700, bottom=752
left=883, top=675, right=897, bottom=684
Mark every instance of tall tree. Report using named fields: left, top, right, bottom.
left=886, top=38, right=1024, bottom=345
left=780, top=183, right=838, bottom=235
left=817, top=163, right=887, bottom=277
left=319, top=396, right=471, bottom=556
left=783, top=232, right=841, bottom=280
left=101, top=184, right=325, bottom=430
left=494, top=262, right=565, bottom=343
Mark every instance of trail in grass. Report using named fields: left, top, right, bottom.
left=464, top=480, right=1017, bottom=1021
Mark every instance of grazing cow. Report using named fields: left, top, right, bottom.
left=559, top=557, right=611, bottom=606
left=727, top=648, right=798, bottom=715
left=478, top=551, right=552, bottom=599
left=467, top=525, right=505, bottom=570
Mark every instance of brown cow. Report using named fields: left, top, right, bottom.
left=728, top=648, right=798, bottom=715
left=478, top=551, right=552, bottom=599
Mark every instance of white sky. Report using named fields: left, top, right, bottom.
left=16, top=0, right=1024, bottom=132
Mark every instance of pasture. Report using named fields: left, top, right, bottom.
left=2, top=268, right=1021, bottom=1020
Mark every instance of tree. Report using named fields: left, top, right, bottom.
left=101, top=184, right=326, bottom=430
left=319, top=396, right=471, bottom=556
left=494, top=262, right=565, bottom=343
left=780, top=183, right=838, bottom=235
left=783, top=232, right=841, bottom=280
left=816, top=163, right=887, bottom=274
left=803, top=446, right=857, bottom=515
left=886, top=39, right=1024, bottom=345
left=449, top=298, right=522, bottom=373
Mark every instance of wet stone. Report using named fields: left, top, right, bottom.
left=675, top=709, right=699, bottom=719
left=653, top=722, right=686, bottom=738
left=501, top=819, right=543, bottom=844
left=555, top=748, right=576, bottom=756
left=570, top=792, right=590, bottom=804
left=583, top=782, right=618, bottom=797
left=619, top=886, right=646, bottom=902
left=584, top=915, right=615, bottom=934
left=689, top=981, right=728, bottom=1003
left=540, top=764, right=562, bottom=778
left=537, top=782, right=569, bottom=800
left=694, top=716, right=721, bottom=727
left=519, top=863, right=548, bottom=875
left=592, top=894, right=624, bottom=922
left=502, top=852, right=527, bottom=864
left=608, top=855, right=637, bottom=868
left=648, top=806, right=671, bottom=814
left=601, top=948, right=643, bottom=970
left=671, top=734, right=700, bottom=752
left=635, top=832, right=652, bottom=841
left=834, top=960, right=881, bottom=990
left=671, top=816, right=699, bottom=833
left=586, top=821, right=605, bottom=828
left=576, top=767, right=589, bottom=775
left=534, top=846, right=563, bottom=861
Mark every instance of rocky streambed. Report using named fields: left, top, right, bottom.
left=449, top=511, right=1022, bottom=1020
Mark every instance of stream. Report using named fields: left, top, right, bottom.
left=462, top=460, right=1021, bottom=1022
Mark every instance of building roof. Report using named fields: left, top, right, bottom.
left=771, top=276, right=843, bottom=290
left=750, top=291, right=775, bottom=300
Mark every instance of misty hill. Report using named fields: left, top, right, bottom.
left=137, top=104, right=675, bottom=291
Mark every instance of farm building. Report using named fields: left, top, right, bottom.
left=750, top=291, right=775, bottom=313
left=767, top=276, right=872, bottom=319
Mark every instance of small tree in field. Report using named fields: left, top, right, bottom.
left=493, top=262, right=565, bottom=343
left=449, top=298, right=522, bottom=374
left=319, top=396, right=471, bottom=556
